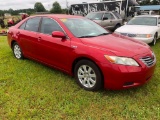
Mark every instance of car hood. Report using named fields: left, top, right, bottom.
left=80, top=34, right=150, bottom=57
left=116, top=25, right=157, bottom=34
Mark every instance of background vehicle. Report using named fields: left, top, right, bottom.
left=86, top=11, right=122, bottom=31
left=69, top=0, right=140, bottom=19
left=115, top=15, right=160, bottom=45
left=8, top=15, right=156, bottom=91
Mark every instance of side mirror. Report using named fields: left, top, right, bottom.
left=52, top=31, right=66, bottom=39
left=103, top=17, right=108, bottom=20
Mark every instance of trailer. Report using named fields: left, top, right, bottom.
left=69, top=0, right=140, bottom=19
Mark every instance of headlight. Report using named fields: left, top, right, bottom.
left=104, top=55, right=139, bottom=66
left=136, top=34, right=153, bottom=38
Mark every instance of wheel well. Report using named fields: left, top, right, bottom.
left=11, top=40, right=17, bottom=49
left=116, top=23, right=121, bottom=26
left=155, top=32, right=158, bottom=38
left=72, top=57, right=104, bottom=82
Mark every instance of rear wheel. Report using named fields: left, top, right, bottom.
left=150, top=33, right=157, bottom=46
left=74, top=60, right=103, bottom=91
left=12, top=42, right=24, bottom=59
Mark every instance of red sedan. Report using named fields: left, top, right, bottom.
left=7, top=15, right=156, bottom=91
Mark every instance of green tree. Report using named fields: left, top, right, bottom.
left=140, top=0, right=151, bottom=5
left=50, top=1, right=62, bottom=13
left=151, top=0, right=160, bottom=5
left=34, top=2, right=46, bottom=12
left=140, top=0, right=160, bottom=5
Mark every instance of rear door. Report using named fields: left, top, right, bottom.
left=36, top=17, right=71, bottom=71
left=18, top=17, right=41, bottom=58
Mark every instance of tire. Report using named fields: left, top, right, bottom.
left=74, top=60, right=103, bottom=91
left=114, top=24, right=121, bottom=31
left=12, top=42, right=24, bottom=59
left=150, top=34, right=157, bottom=46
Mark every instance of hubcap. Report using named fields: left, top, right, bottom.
left=77, top=65, right=96, bottom=88
left=14, top=45, right=21, bottom=59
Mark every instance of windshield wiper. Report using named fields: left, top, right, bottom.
left=78, top=35, right=97, bottom=38
left=78, top=33, right=110, bottom=38
left=97, top=33, right=111, bottom=36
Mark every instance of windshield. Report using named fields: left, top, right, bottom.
left=113, top=12, right=122, bottom=19
left=127, top=17, right=157, bottom=26
left=61, top=18, right=109, bottom=38
left=85, top=13, right=103, bottom=20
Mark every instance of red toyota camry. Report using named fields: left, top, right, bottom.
left=7, top=14, right=156, bottom=91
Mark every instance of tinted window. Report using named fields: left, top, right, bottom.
left=158, top=18, right=160, bottom=24
left=19, top=22, right=26, bottom=30
left=104, top=13, right=114, bottom=19
left=25, top=17, right=41, bottom=32
left=40, top=18, right=63, bottom=35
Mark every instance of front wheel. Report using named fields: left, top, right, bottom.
left=74, top=60, right=103, bottom=91
left=12, top=42, right=24, bottom=59
left=114, top=24, right=121, bottom=31
left=150, top=34, right=157, bottom=46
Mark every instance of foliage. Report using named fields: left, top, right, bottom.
left=34, top=2, right=46, bottom=12
left=0, top=9, right=35, bottom=16
left=50, top=1, right=62, bottom=14
left=0, top=35, right=160, bottom=119
left=140, top=0, right=160, bottom=5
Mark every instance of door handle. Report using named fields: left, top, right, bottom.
left=38, top=37, right=42, bottom=41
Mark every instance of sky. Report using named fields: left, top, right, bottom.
left=0, top=0, right=98, bottom=10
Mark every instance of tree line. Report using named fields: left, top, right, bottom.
left=139, top=0, right=160, bottom=5
left=0, top=1, right=67, bottom=16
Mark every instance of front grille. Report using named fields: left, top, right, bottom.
left=140, top=55, right=155, bottom=67
left=121, top=33, right=128, bottom=36
left=120, top=33, right=136, bottom=37
left=128, top=34, right=136, bottom=37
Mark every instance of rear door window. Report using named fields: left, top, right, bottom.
left=25, top=17, right=41, bottom=32
left=158, top=18, right=160, bottom=24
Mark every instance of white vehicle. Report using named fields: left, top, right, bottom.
left=115, top=15, right=160, bottom=45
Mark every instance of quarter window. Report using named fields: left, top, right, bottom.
left=158, top=18, right=160, bottom=24
left=19, top=22, right=26, bottom=30
left=25, top=17, right=41, bottom=32
left=40, top=18, right=63, bottom=35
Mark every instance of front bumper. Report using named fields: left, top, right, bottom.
left=99, top=52, right=156, bottom=90
left=133, top=37, right=154, bottom=44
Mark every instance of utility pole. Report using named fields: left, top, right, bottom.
left=66, top=0, right=69, bottom=14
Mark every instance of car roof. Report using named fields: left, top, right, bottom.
left=135, top=15, right=160, bottom=18
left=30, top=14, right=83, bottom=19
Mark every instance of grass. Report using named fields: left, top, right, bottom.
left=0, top=35, right=160, bottom=119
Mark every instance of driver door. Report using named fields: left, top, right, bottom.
left=36, top=17, right=72, bottom=71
